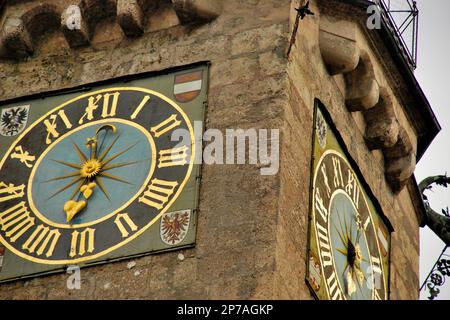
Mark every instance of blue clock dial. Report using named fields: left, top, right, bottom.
left=329, top=191, right=372, bottom=300
left=30, top=119, right=154, bottom=226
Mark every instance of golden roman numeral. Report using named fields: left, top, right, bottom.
left=114, top=213, right=138, bottom=238
left=43, top=110, right=73, bottom=144
left=316, top=222, right=333, bottom=267
left=139, top=178, right=178, bottom=210
left=150, top=114, right=181, bottom=138
left=0, top=202, right=35, bottom=242
left=10, top=146, right=35, bottom=168
left=345, top=170, right=360, bottom=209
left=332, top=156, right=344, bottom=188
left=70, top=228, right=95, bottom=257
left=78, top=92, right=121, bottom=125
left=315, top=188, right=328, bottom=224
left=326, top=272, right=343, bottom=300
left=22, top=224, right=61, bottom=257
left=0, top=182, right=25, bottom=203
left=130, top=95, right=151, bottom=120
left=158, top=145, right=189, bottom=168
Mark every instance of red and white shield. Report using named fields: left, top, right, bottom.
left=173, top=71, right=203, bottom=103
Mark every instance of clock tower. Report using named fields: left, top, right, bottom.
left=0, top=0, right=440, bottom=299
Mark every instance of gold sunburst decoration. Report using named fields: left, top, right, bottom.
left=45, top=124, right=139, bottom=222
left=333, top=209, right=368, bottom=297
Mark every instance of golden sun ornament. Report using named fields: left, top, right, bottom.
left=334, top=210, right=369, bottom=297
left=46, top=124, right=137, bottom=222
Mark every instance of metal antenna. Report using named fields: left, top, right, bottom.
left=374, top=0, right=419, bottom=69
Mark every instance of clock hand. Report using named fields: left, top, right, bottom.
left=96, top=124, right=117, bottom=157
left=65, top=182, right=97, bottom=222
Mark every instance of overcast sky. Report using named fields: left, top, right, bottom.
left=409, top=0, right=450, bottom=300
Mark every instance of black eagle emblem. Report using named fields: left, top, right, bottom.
left=1, top=107, right=28, bottom=136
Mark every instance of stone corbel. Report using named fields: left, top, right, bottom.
left=319, top=29, right=360, bottom=75
left=344, top=52, right=380, bottom=112
left=61, top=5, right=90, bottom=47
left=383, top=127, right=416, bottom=192
left=117, top=0, right=145, bottom=37
left=0, top=17, right=34, bottom=59
left=364, top=88, right=399, bottom=150
left=171, top=0, right=222, bottom=24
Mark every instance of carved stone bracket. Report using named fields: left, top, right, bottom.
left=364, top=88, right=399, bottom=150
left=0, top=17, right=33, bottom=59
left=61, top=5, right=90, bottom=47
left=117, top=0, right=144, bottom=37
left=344, top=52, right=379, bottom=112
left=171, top=0, right=223, bottom=24
left=319, top=29, right=360, bottom=75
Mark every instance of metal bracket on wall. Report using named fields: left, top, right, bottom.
left=287, top=0, right=315, bottom=57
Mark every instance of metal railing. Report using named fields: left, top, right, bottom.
left=373, top=0, right=419, bottom=69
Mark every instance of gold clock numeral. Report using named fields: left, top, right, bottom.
left=130, top=95, right=151, bottom=120
left=0, top=202, right=35, bottom=242
left=114, top=213, right=138, bottom=238
left=22, top=224, right=61, bottom=257
left=320, top=163, right=331, bottom=198
left=371, top=255, right=382, bottom=275
left=326, top=272, right=343, bottom=300
left=10, top=146, right=35, bottom=168
left=363, top=216, right=371, bottom=231
left=70, top=228, right=95, bottom=257
left=158, top=145, right=189, bottom=168
left=345, top=170, right=360, bottom=209
left=315, top=188, right=328, bottom=224
left=374, top=289, right=382, bottom=300
left=332, top=156, right=344, bottom=188
left=316, top=222, right=333, bottom=267
left=150, top=114, right=181, bottom=138
left=0, top=182, right=25, bottom=203
left=44, top=110, right=73, bottom=144
left=78, top=92, right=121, bottom=125
left=139, top=178, right=178, bottom=210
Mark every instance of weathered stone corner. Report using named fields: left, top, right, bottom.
left=171, top=0, right=223, bottom=24
left=117, top=0, right=144, bottom=37
left=61, top=5, right=90, bottom=47
left=364, top=88, right=400, bottom=150
left=344, top=53, right=380, bottom=112
left=319, top=30, right=360, bottom=75
left=0, top=17, right=33, bottom=59
left=383, top=127, right=416, bottom=192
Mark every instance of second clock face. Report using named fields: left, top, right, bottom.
left=307, top=105, right=391, bottom=300
left=0, top=87, right=195, bottom=264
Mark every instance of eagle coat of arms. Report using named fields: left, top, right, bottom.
left=0, top=105, right=30, bottom=137
left=160, top=210, right=191, bottom=246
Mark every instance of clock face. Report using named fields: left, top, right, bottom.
left=307, top=104, right=391, bottom=300
left=0, top=87, right=195, bottom=264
